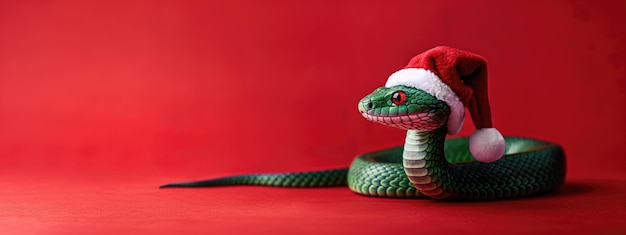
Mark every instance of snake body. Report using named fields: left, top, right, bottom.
left=161, top=86, right=566, bottom=200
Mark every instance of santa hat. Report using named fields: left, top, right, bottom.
left=385, top=46, right=506, bottom=163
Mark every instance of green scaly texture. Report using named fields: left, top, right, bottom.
left=160, top=169, right=348, bottom=188
left=160, top=86, right=566, bottom=200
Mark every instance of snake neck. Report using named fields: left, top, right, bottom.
left=403, top=127, right=450, bottom=199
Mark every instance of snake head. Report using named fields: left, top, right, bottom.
left=358, top=86, right=451, bottom=131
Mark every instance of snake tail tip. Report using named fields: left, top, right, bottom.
left=159, top=184, right=177, bottom=189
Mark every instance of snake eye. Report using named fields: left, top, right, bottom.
left=391, top=91, right=406, bottom=105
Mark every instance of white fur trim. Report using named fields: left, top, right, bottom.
left=386, top=68, right=465, bottom=135
left=469, top=128, right=506, bottom=163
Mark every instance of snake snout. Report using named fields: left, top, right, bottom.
left=358, top=99, right=374, bottom=114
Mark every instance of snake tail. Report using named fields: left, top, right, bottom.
left=159, top=169, right=348, bottom=188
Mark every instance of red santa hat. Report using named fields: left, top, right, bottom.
left=385, top=46, right=506, bottom=163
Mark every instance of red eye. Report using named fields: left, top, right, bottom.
left=391, top=91, right=406, bottom=105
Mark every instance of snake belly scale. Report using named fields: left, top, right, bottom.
left=160, top=86, right=566, bottom=201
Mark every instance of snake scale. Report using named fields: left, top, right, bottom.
left=160, top=84, right=566, bottom=200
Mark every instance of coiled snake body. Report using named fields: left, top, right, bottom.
left=160, top=86, right=566, bottom=200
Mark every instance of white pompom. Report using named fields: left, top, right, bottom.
left=469, top=128, right=506, bottom=163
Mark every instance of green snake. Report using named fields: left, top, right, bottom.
left=160, top=85, right=566, bottom=200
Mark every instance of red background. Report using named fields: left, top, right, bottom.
left=1, top=0, right=625, bottom=234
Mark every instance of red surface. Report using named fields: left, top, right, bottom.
left=1, top=0, right=625, bottom=234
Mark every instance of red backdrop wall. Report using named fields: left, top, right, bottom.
left=1, top=1, right=624, bottom=234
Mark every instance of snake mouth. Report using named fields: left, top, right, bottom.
left=360, top=111, right=446, bottom=131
